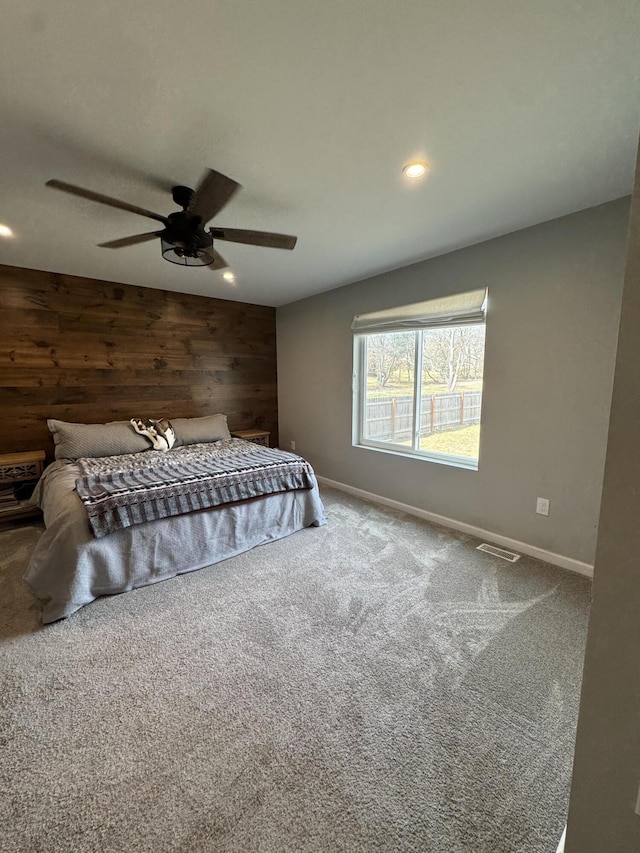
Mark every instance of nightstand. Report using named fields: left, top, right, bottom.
left=231, top=429, right=270, bottom=447
left=0, top=450, right=45, bottom=522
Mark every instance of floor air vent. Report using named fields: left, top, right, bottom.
left=476, top=543, right=521, bottom=562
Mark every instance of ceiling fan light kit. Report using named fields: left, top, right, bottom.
left=161, top=235, right=216, bottom=267
left=46, top=169, right=297, bottom=273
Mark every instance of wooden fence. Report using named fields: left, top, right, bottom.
left=364, top=391, right=482, bottom=442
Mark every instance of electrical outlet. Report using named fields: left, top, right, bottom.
left=290, top=440, right=296, bottom=451
left=536, top=497, right=550, bottom=516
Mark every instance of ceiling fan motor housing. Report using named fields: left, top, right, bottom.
left=171, top=185, right=195, bottom=209
left=162, top=210, right=215, bottom=265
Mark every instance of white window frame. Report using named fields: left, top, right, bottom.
left=352, top=292, right=486, bottom=471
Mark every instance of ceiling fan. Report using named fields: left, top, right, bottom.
left=46, top=168, right=297, bottom=269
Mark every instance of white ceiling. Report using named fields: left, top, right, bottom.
left=0, top=1, right=638, bottom=307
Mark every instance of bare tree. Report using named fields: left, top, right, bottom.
left=367, top=332, right=415, bottom=388
left=422, top=325, right=485, bottom=391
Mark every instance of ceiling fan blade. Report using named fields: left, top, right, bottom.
left=210, top=227, right=297, bottom=250
left=46, top=179, right=168, bottom=224
left=188, top=169, right=241, bottom=224
left=208, top=249, right=229, bottom=271
left=97, top=231, right=163, bottom=249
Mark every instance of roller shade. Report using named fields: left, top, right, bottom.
left=351, top=288, right=487, bottom=334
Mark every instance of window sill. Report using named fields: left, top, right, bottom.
left=353, top=441, right=479, bottom=471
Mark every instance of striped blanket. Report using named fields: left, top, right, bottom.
left=75, top=438, right=316, bottom=539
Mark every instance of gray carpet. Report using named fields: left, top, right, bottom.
left=0, top=487, right=590, bottom=853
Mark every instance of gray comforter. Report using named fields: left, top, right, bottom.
left=75, top=439, right=316, bottom=538
left=25, top=440, right=326, bottom=623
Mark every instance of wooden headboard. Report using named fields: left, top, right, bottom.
left=0, top=264, right=278, bottom=458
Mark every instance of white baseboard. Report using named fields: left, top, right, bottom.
left=317, top=476, right=593, bottom=579
left=556, top=826, right=566, bottom=852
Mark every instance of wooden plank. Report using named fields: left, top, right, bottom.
left=0, top=363, right=276, bottom=387
left=2, top=383, right=277, bottom=409
left=56, top=313, right=274, bottom=340
left=0, top=332, right=274, bottom=363
left=0, top=450, right=45, bottom=465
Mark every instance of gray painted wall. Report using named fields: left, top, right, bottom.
left=565, top=145, right=640, bottom=850
left=277, top=199, right=630, bottom=564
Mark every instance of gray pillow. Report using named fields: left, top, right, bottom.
left=47, top=419, right=150, bottom=460
left=171, top=414, right=231, bottom=446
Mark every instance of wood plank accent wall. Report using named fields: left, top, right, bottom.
left=0, top=264, right=278, bottom=458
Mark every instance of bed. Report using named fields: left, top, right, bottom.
left=24, top=416, right=326, bottom=623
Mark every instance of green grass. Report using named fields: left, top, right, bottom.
left=366, top=377, right=482, bottom=398
left=419, top=424, right=480, bottom=459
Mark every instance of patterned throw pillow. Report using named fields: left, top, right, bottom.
left=130, top=418, right=176, bottom=451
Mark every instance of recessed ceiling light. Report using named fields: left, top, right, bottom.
left=222, top=271, right=236, bottom=283
left=403, top=162, right=428, bottom=179
left=0, top=223, right=14, bottom=238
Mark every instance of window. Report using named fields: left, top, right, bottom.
left=352, top=289, right=486, bottom=469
